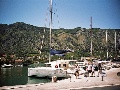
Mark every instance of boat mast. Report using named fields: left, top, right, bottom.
left=49, top=0, right=52, bottom=62
left=90, top=16, right=93, bottom=57
left=115, top=31, right=116, bottom=52
left=114, top=30, right=117, bottom=59
left=106, top=30, right=108, bottom=59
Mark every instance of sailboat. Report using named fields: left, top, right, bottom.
left=28, top=0, right=76, bottom=78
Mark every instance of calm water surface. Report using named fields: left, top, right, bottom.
left=0, top=66, right=51, bottom=87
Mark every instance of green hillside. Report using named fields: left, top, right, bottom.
left=0, top=22, right=120, bottom=61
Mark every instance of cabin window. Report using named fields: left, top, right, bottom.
left=46, top=64, right=51, bottom=67
left=63, top=64, right=66, bottom=67
left=59, top=64, right=61, bottom=68
left=69, top=61, right=76, bottom=65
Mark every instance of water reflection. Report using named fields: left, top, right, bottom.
left=27, top=77, right=51, bottom=84
left=0, top=67, right=51, bottom=87
left=0, top=67, right=28, bottom=86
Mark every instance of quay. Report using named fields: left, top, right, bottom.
left=0, top=68, right=120, bottom=90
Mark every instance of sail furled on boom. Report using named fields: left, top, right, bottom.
left=50, top=49, right=72, bottom=56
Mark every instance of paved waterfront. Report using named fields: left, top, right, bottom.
left=0, top=68, right=120, bottom=90
left=72, top=85, right=120, bottom=90
left=75, top=85, right=120, bottom=90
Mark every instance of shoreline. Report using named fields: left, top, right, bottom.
left=0, top=68, right=120, bottom=90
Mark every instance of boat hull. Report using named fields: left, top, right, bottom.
left=1, top=64, right=13, bottom=68
left=28, top=67, right=70, bottom=78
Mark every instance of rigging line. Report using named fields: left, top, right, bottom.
left=51, top=1, right=60, bottom=29
left=39, top=2, right=50, bottom=55
left=44, top=7, right=49, bottom=27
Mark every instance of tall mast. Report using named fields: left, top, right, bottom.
left=49, top=0, right=52, bottom=62
left=115, top=31, right=116, bottom=52
left=106, top=30, right=108, bottom=58
left=90, top=16, right=93, bottom=57
left=114, top=30, right=117, bottom=59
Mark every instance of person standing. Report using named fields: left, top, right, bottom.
left=91, top=64, right=95, bottom=77
left=74, top=64, right=79, bottom=79
left=87, top=63, right=92, bottom=77
left=97, top=63, right=102, bottom=77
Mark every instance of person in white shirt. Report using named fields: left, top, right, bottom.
left=87, top=63, right=92, bottom=77
left=91, top=64, right=95, bottom=77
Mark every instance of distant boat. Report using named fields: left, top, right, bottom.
left=1, top=64, right=13, bottom=68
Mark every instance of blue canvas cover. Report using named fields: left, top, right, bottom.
left=50, top=49, right=72, bottom=56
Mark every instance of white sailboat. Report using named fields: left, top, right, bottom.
left=28, top=0, right=76, bottom=78
left=28, top=59, right=76, bottom=78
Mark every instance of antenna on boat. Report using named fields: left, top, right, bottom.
left=49, top=0, right=53, bottom=62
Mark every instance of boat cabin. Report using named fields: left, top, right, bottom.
left=76, top=62, right=85, bottom=68
left=45, top=60, right=77, bottom=70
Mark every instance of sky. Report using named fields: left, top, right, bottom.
left=0, top=0, right=120, bottom=29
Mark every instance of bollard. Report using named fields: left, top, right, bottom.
left=70, top=76, right=71, bottom=82
left=52, top=76, right=57, bottom=82
left=65, top=70, right=67, bottom=78
left=101, top=75, right=104, bottom=81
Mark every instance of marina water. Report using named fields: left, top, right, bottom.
left=0, top=66, right=51, bottom=87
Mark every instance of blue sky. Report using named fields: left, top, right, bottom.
left=0, top=0, right=120, bottom=29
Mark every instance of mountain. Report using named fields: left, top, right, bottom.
left=0, top=22, right=120, bottom=60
